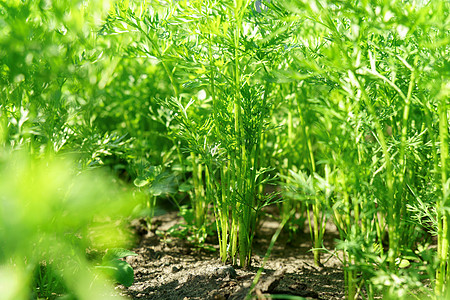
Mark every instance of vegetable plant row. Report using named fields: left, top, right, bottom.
left=0, top=0, right=448, bottom=299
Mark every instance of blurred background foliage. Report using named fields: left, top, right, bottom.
left=0, top=0, right=172, bottom=298
left=0, top=0, right=175, bottom=168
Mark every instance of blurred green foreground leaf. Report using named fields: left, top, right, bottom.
left=0, top=150, right=138, bottom=299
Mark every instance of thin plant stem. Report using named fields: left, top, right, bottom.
left=245, top=209, right=293, bottom=300
left=436, top=94, right=449, bottom=296
left=296, top=89, right=323, bottom=266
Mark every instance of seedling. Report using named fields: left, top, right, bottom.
left=95, top=248, right=138, bottom=287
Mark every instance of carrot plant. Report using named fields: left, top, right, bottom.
left=102, top=2, right=449, bottom=291
left=1, top=0, right=448, bottom=298
left=167, top=0, right=289, bottom=267
left=281, top=0, right=448, bottom=298
left=103, top=0, right=295, bottom=267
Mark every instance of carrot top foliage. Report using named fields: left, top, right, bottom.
left=0, top=0, right=448, bottom=299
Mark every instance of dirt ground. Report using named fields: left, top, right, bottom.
left=116, top=210, right=347, bottom=300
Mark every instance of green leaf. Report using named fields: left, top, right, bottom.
left=102, top=248, right=138, bottom=262
left=96, top=260, right=135, bottom=287
left=148, top=172, right=177, bottom=196
left=133, top=177, right=149, bottom=187
left=98, top=248, right=138, bottom=287
left=398, top=258, right=411, bottom=269
left=178, top=182, right=193, bottom=192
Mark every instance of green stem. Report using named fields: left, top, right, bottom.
left=297, top=90, right=322, bottom=266
left=397, top=64, right=416, bottom=241
left=191, top=152, right=206, bottom=228
left=245, top=210, right=292, bottom=300
left=436, top=93, right=449, bottom=296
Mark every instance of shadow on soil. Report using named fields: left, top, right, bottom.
left=118, top=211, right=348, bottom=300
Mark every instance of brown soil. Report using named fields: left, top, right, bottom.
left=116, top=211, right=347, bottom=300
